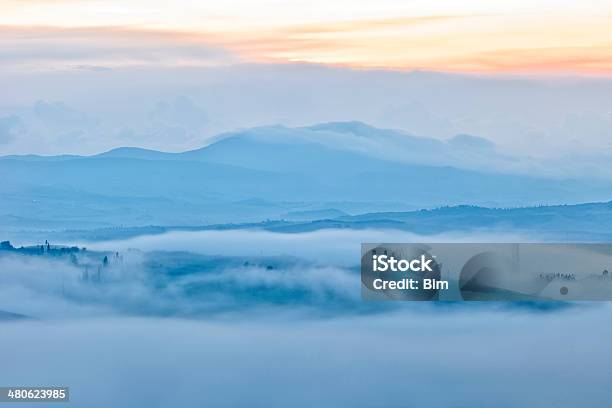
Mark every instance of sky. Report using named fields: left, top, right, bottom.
left=2, top=0, right=612, bottom=74
left=1, top=1, right=612, bottom=158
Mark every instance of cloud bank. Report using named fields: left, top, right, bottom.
left=1, top=305, right=611, bottom=407
left=1, top=64, right=612, bottom=168
left=79, top=229, right=536, bottom=266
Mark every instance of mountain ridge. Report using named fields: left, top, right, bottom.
left=2, top=121, right=611, bottom=229
left=2, top=121, right=499, bottom=166
left=10, top=200, right=612, bottom=243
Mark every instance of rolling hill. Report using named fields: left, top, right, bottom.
left=1, top=122, right=611, bottom=229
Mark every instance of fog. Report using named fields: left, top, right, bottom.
left=0, top=250, right=365, bottom=319
left=0, top=228, right=551, bottom=319
left=2, top=228, right=610, bottom=407
left=2, top=64, right=612, bottom=163
left=1, top=306, right=611, bottom=407
left=79, top=228, right=537, bottom=266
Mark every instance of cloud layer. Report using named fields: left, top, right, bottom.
left=1, top=64, right=612, bottom=165
left=0, top=228, right=537, bottom=319
left=1, top=305, right=611, bottom=407
left=3, top=1, right=612, bottom=73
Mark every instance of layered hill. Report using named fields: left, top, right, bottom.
left=1, top=122, right=610, bottom=229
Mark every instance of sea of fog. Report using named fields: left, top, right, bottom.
left=1, top=229, right=542, bottom=318
left=1, top=229, right=611, bottom=407
left=2, top=307, right=612, bottom=408
left=78, top=228, right=539, bottom=266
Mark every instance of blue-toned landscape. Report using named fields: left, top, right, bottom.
left=3, top=1, right=612, bottom=406
left=2, top=118, right=612, bottom=406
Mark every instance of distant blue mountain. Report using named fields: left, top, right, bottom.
left=271, top=202, right=612, bottom=238
left=176, top=122, right=508, bottom=173
left=2, top=122, right=612, bottom=228
left=84, top=122, right=505, bottom=171
left=19, top=201, right=612, bottom=244
left=95, top=147, right=175, bottom=160
left=283, top=208, right=348, bottom=221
